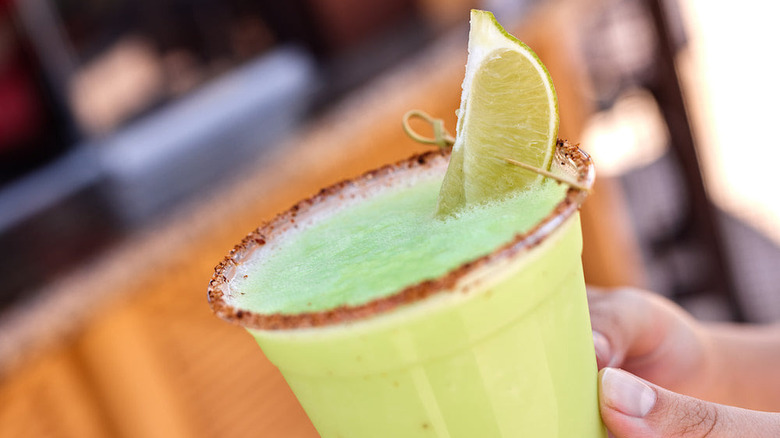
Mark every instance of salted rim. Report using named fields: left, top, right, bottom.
left=207, top=140, right=594, bottom=330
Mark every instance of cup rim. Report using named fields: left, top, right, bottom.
left=207, top=140, right=595, bottom=331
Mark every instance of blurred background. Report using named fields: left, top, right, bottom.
left=0, top=0, right=778, bottom=436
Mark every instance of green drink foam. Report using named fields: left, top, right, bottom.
left=231, top=175, right=568, bottom=315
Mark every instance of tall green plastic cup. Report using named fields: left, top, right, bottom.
left=208, top=141, right=605, bottom=437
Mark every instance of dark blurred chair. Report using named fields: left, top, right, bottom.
left=576, top=0, right=780, bottom=322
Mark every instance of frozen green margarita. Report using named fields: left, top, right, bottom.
left=208, top=144, right=604, bottom=437
left=208, top=9, right=605, bottom=438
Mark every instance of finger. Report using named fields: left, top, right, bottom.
left=587, top=288, right=702, bottom=374
left=599, top=367, right=780, bottom=438
left=587, top=288, right=662, bottom=368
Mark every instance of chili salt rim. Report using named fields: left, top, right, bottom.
left=207, top=140, right=594, bottom=330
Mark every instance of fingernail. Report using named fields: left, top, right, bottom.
left=592, top=331, right=611, bottom=368
left=601, top=368, right=657, bottom=418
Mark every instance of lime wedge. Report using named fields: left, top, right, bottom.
left=437, top=10, right=559, bottom=215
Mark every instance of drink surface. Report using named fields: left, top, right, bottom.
left=230, top=173, right=568, bottom=315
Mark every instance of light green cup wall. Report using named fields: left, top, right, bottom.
left=250, top=215, right=606, bottom=438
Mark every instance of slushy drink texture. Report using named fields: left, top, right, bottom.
left=208, top=143, right=606, bottom=437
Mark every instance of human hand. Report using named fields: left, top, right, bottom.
left=587, top=287, right=713, bottom=399
left=598, top=367, right=780, bottom=437
left=589, top=288, right=780, bottom=436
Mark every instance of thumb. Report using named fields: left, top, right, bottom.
left=599, top=368, right=780, bottom=437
